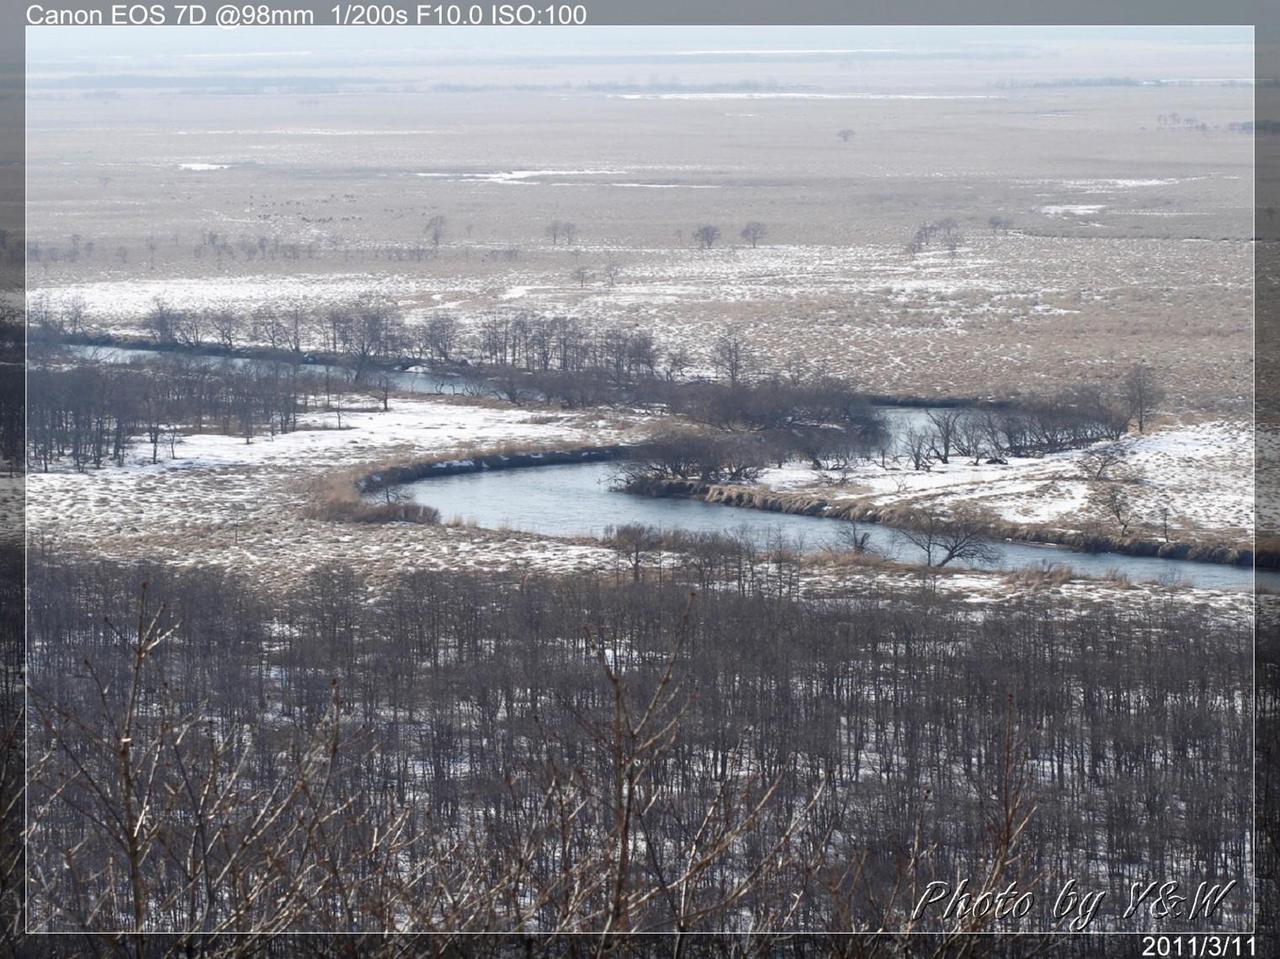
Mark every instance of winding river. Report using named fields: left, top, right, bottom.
left=71, top=345, right=1270, bottom=591
left=398, top=460, right=1272, bottom=591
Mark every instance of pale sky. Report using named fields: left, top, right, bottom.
left=27, top=25, right=1253, bottom=72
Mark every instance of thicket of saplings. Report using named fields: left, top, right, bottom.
left=27, top=549, right=1250, bottom=938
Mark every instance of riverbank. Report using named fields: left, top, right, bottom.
left=309, top=442, right=630, bottom=525
left=627, top=477, right=1259, bottom=569
left=357, top=445, right=628, bottom=495
left=359, top=445, right=1269, bottom=587
left=39, top=341, right=1264, bottom=581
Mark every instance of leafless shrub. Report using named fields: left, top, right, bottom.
left=903, top=427, right=933, bottom=471
left=1080, top=444, right=1130, bottom=482
left=894, top=505, right=999, bottom=568
left=926, top=408, right=964, bottom=464
left=834, top=519, right=873, bottom=554
left=709, top=329, right=753, bottom=387
left=1099, top=483, right=1134, bottom=536
left=614, top=430, right=766, bottom=489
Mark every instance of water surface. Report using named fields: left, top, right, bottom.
left=401, top=460, right=1271, bottom=591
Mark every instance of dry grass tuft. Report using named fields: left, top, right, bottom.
left=303, top=468, right=442, bottom=524
left=1002, top=565, right=1074, bottom=588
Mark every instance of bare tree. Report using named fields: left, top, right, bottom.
left=279, top=298, right=310, bottom=353
left=252, top=303, right=284, bottom=351
left=896, top=505, right=999, bottom=568
left=29, top=584, right=443, bottom=940
left=1080, top=444, right=1129, bottom=482
left=902, top=427, right=933, bottom=471
left=710, top=329, right=753, bottom=386
left=143, top=296, right=181, bottom=344
left=171, top=310, right=203, bottom=347
left=955, top=414, right=989, bottom=465
left=834, top=519, right=872, bottom=553
left=425, top=214, right=447, bottom=251
left=1123, top=362, right=1163, bottom=433
left=926, top=408, right=964, bottom=464
left=207, top=305, right=237, bottom=351
left=664, top=346, right=692, bottom=381
left=1100, top=483, right=1134, bottom=536
left=424, top=314, right=459, bottom=363
left=693, top=225, right=721, bottom=250
left=22, top=547, right=1249, bottom=941
left=740, top=222, right=767, bottom=248
left=606, top=523, right=664, bottom=582
left=374, top=372, right=393, bottom=411
left=837, top=128, right=856, bottom=142
left=340, top=292, right=403, bottom=382
left=61, top=295, right=87, bottom=336
left=26, top=293, right=53, bottom=335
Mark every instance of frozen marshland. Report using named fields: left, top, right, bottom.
left=20, top=26, right=1265, bottom=939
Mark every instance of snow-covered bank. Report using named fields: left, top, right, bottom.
left=756, top=418, right=1254, bottom=549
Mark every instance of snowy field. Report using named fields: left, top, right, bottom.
left=26, top=393, right=648, bottom=589
left=758, top=418, right=1254, bottom=544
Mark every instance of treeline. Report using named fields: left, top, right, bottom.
left=34, top=291, right=1162, bottom=434
left=615, top=376, right=887, bottom=487
left=26, top=355, right=355, bottom=472
left=618, top=386, right=1133, bottom=493
left=26, top=291, right=779, bottom=394
left=902, top=391, right=1133, bottom=466
left=33, top=293, right=686, bottom=391
left=26, top=352, right=1144, bottom=493
left=27, top=552, right=1251, bottom=936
